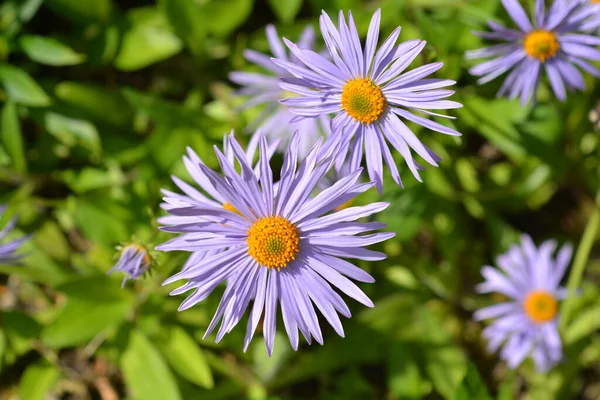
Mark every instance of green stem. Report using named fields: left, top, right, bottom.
left=559, top=200, right=600, bottom=331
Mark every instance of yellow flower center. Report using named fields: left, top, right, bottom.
left=247, top=216, right=300, bottom=269
left=523, top=290, right=558, bottom=324
left=222, top=202, right=242, bottom=216
left=523, top=30, right=560, bottom=62
left=341, top=78, right=385, bottom=125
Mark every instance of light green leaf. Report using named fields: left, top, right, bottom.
left=158, top=326, right=214, bottom=389
left=19, top=361, right=60, bottom=400
left=20, top=35, right=85, bottom=66
left=41, top=299, right=130, bottom=348
left=564, top=302, right=600, bottom=344
left=267, top=0, right=302, bottom=23
left=44, top=112, right=101, bottom=155
left=0, top=63, right=51, bottom=107
left=200, top=0, right=254, bottom=37
left=2, top=312, right=41, bottom=358
left=121, top=330, right=182, bottom=400
left=56, top=275, right=133, bottom=303
left=387, top=342, right=429, bottom=398
left=1, top=102, right=26, bottom=172
left=114, top=7, right=183, bottom=71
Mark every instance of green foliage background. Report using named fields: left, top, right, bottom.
left=1, top=0, right=600, bottom=398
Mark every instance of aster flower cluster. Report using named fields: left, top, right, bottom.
left=102, top=0, right=594, bottom=374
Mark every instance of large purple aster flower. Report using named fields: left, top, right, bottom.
left=158, top=133, right=393, bottom=355
left=0, top=205, right=29, bottom=265
left=271, top=9, right=462, bottom=192
left=109, top=243, right=152, bottom=288
left=474, top=235, right=572, bottom=372
left=467, top=0, right=600, bottom=104
left=229, top=25, right=331, bottom=158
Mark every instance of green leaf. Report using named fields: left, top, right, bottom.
left=69, top=197, right=129, bottom=245
left=2, top=312, right=41, bottom=359
left=200, top=0, right=254, bottom=37
left=564, top=302, right=600, bottom=344
left=41, top=298, right=130, bottom=348
left=121, top=330, right=182, bottom=400
left=20, top=35, right=85, bottom=66
left=0, top=64, right=51, bottom=107
left=158, top=326, right=214, bottom=389
left=44, top=0, right=112, bottom=24
left=452, top=363, right=492, bottom=400
left=114, top=7, right=183, bottom=71
left=56, top=275, right=133, bottom=302
left=1, top=102, right=26, bottom=172
left=267, top=0, right=302, bottom=23
left=387, top=341, right=429, bottom=398
left=44, top=112, right=101, bottom=155
left=159, top=0, right=205, bottom=55
left=19, top=361, right=60, bottom=400
left=55, top=81, right=133, bottom=126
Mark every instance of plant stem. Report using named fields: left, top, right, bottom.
left=559, top=199, right=600, bottom=331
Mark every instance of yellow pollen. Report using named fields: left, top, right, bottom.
left=341, top=78, right=385, bottom=124
left=246, top=216, right=300, bottom=269
left=523, top=290, right=558, bottom=324
left=223, top=202, right=242, bottom=216
left=523, top=30, right=559, bottom=62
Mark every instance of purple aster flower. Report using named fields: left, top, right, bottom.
left=0, top=205, right=29, bottom=265
left=158, top=132, right=393, bottom=355
left=229, top=25, right=331, bottom=158
left=474, top=235, right=573, bottom=372
left=109, top=243, right=152, bottom=288
left=160, top=133, right=279, bottom=271
left=271, top=9, right=462, bottom=192
left=467, top=0, right=600, bottom=105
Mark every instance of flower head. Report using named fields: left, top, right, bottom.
left=109, top=243, right=152, bottom=288
left=0, top=205, right=29, bottom=265
left=230, top=25, right=331, bottom=158
left=272, top=9, right=462, bottom=192
left=474, top=235, right=573, bottom=372
left=467, top=0, right=600, bottom=104
left=158, top=132, right=394, bottom=355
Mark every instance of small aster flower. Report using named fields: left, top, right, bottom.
left=474, top=235, right=573, bottom=372
left=0, top=205, right=29, bottom=265
left=109, top=243, right=152, bottom=288
left=158, top=132, right=393, bottom=355
left=272, top=9, right=462, bottom=192
left=230, top=25, right=331, bottom=158
left=467, top=0, right=600, bottom=104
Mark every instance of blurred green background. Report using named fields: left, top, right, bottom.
left=1, top=0, right=600, bottom=398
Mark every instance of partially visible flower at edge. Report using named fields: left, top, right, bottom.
left=109, top=243, right=153, bottom=288
left=272, top=9, right=462, bottom=193
left=0, top=204, right=29, bottom=265
left=474, top=234, right=573, bottom=372
left=157, top=132, right=394, bottom=355
left=466, top=0, right=600, bottom=105
left=229, top=25, right=331, bottom=158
